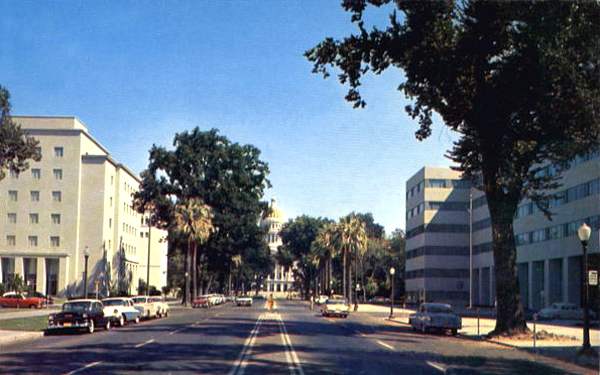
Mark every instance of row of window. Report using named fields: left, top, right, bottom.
left=6, top=213, right=61, bottom=224
left=10, top=168, right=63, bottom=180
left=516, top=178, right=599, bottom=219
left=123, top=223, right=138, bottom=237
left=406, top=245, right=469, bottom=259
left=406, top=178, right=472, bottom=200
left=267, top=234, right=280, bottom=244
left=5, top=235, right=60, bottom=247
left=515, top=215, right=600, bottom=246
left=33, top=146, right=64, bottom=158
left=406, top=200, right=472, bottom=220
left=8, top=190, right=62, bottom=202
left=405, top=268, right=469, bottom=279
left=406, top=223, right=469, bottom=239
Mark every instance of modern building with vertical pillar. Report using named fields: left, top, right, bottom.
left=405, top=151, right=599, bottom=311
left=0, top=116, right=168, bottom=297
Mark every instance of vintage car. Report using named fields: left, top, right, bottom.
left=47, top=299, right=111, bottom=333
left=315, top=295, right=329, bottom=305
left=193, top=295, right=213, bottom=308
left=132, top=296, right=159, bottom=319
left=102, top=297, right=142, bottom=326
left=27, top=291, right=54, bottom=305
left=150, top=296, right=169, bottom=317
left=409, top=303, right=462, bottom=335
left=236, top=296, right=253, bottom=307
left=538, top=303, right=598, bottom=320
left=320, top=298, right=351, bottom=318
left=0, top=292, right=46, bottom=309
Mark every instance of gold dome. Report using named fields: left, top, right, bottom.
left=267, top=197, right=284, bottom=219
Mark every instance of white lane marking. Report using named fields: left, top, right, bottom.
left=229, top=313, right=264, bottom=375
left=276, top=313, right=304, bottom=375
left=355, top=330, right=366, bottom=337
left=376, top=340, right=394, bottom=350
left=134, top=338, right=155, bottom=348
left=62, top=361, right=102, bottom=375
left=426, top=361, right=446, bottom=372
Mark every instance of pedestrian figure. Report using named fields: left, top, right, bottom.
left=267, top=293, right=274, bottom=311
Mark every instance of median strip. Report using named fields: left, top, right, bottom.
left=229, top=313, right=264, bottom=375
left=275, top=313, right=304, bottom=375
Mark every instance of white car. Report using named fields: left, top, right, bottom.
left=150, top=296, right=169, bottom=317
left=538, top=303, right=597, bottom=320
left=236, top=297, right=253, bottom=307
left=132, top=296, right=159, bottom=319
left=102, top=297, right=142, bottom=326
left=409, top=303, right=462, bottom=335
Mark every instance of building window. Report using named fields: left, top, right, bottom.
left=6, top=235, right=16, bottom=246
left=50, top=237, right=60, bottom=247
left=8, top=190, right=18, bottom=202
left=53, top=169, right=63, bottom=180
left=51, top=214, right=61, bottom=224
left=52, top=191, right=62, bottom=202
left=29, top=213, right=39, bottom=224
left=32, top=168, right=41, bottom=179
left=109, top=218, right=112, bottom=228
left=7, top=213, right=16, bottom=223
left=28, top=236, right=38, bottom=246
left=54, top=147, right=63, bottom=157
left=10, top=170, right=19, bottom=179
left=427, top=179, right=448, bottom=188
left=111, top=176, right=114, bottom=185
left=30, top=191, right=40, bottom=202
left=110, top=197, right=113, bottom=207
left=34, top=147, right=41, bottom=157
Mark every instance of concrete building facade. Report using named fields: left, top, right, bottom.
left=405, top=152, right=599, bottom=311
left=0, top=117, right=167, bottom=297
left=261, top=197, right=294, bottom=297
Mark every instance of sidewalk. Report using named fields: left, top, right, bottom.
left=0, top=330, right=44, bottom=347
left=0, top=306, right=58, bottom=320
left=355, top=303, right=599, bottom=370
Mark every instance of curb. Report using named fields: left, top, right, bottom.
left=0, top=330, right=44, bottom=347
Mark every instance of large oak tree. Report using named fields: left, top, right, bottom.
left=306, top=1, right=599, bottom=335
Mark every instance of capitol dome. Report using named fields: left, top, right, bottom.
left=266, top=197, right=284, bottom=220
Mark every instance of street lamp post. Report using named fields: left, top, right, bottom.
left=578, top=223, right=592, bottom=353
left=355, top=283, right=360, bottom=311
left=389, top=267, right=396, bottom=319
left=83, top=246, right=90, bottom=297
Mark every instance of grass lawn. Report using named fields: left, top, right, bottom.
left=0, top=315, right=48, bottom=331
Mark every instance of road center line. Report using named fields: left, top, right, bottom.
left=355, top=330, right=366, bottom=337
left=276, top=313, right=304, bottom=375
left=426, top=361, right=446, bottom=372
left=229, top=313, right=264, bottom=375
left=62, top=361, right=102, bottom=375
left=376, top=340, right=394, bottom=350
left=135, top=338, right=155, bottom=348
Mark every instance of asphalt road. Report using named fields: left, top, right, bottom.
left=0, top=299, right=588, bottom=375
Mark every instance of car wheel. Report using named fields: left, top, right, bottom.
left=87, top=319, right=95, bottom=334
left=119, top=314, right=125, bottom=327
left=164, top=310, right=168, bottom=317
left=451, top=328, right=458, bottom=336
left=29, top=305, right=36, bottom=309
left=134, top=315, right=140, bottom=324
left=421, top=324, right=428, bottom=334
left=105, top=319, right=111, bottom=330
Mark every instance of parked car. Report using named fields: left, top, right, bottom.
left=132, top=296, right=159, bottom=319
left=409, top=303, right=462, bottom=335
left=537, top=303, right=598, bottom=320
left=207, top=294, right=222, bottom=306
left=236, top=296, right=253, bottom=307
left=26, top=291, right=54, bottom=305
left=47, top=299, right=111, bottom=333
left=193, top=295, right=213, bottom=308
left=150, top=296, right=169, bottom=317
left=320, top=298, right=351, bottom=318
left=102, top=297, right=142, bottom=326
left=0, top=292, right=46, bottom=309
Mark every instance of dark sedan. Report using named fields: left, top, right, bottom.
left=47, top=299, right=111, bottom=334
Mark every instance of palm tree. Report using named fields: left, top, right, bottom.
left=312, top=223, right=337, bottom=296
left=334, top=216, right=367, bottom=301
left=173, top=198, right=214, bottom=306
left=229, top=254, right=242, bottom=295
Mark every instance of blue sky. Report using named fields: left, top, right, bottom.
left=0, top=0, right=457, bottom=233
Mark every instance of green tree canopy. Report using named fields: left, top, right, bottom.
left=0, top=85, right=40, bottom=181
left=306, top=1, right=599, bottom=335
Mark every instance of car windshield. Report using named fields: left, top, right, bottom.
left=426, top=305, right=453, bottom=313
left=103, top=299, right=125, bottom=306
left=62, top=302, right=92, bottom=311
left=133, top=298, right=146, bottom=303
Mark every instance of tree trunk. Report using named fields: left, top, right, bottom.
left=348, top=251, right=352, bottom=302
left=192, top=243, right=197, bottom=301
left=184, top=238, right=191, bottom=306
left=328, top=257, right=332, bottom=296
left=342, top=249, right=347, bottom=300
left=486, top=182, right=529, bottom=336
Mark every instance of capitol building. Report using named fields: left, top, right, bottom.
left=261, top=197, right=294, bottom=297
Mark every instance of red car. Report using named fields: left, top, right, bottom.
left=0, top=292, right=46, bottom=308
